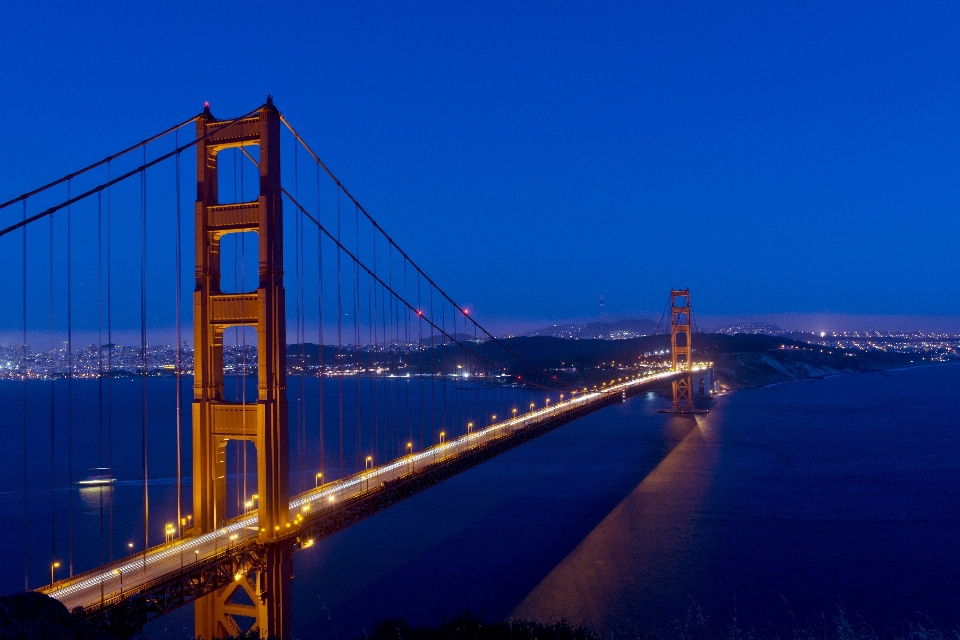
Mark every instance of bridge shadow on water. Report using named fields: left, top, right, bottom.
left=145, top=391, right=717, bottom=639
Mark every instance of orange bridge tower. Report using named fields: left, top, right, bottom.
left=659, top=288, right=707, bottom=414
left=192, top=97, right=291, bottom=639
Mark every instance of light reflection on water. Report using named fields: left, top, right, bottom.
left=514, top=414, right=720, bottom=630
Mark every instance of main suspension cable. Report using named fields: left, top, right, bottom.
left=0, top=107, right=262, bottom=240
left=0, top=115, right=199, bottom=213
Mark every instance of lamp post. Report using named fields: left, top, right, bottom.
left=127, top=542, right=134, bottom=556
left=315, top=472, right=322, bottom=488
left=407, top=442, right=414, bottom=472
left=50, top=561, right=60, bottom=585
left=467, top=422, right=473, bottom=434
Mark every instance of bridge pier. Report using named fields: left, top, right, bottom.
left=194, top=544, right=292, bottom=639
left=192, top=97, right=291, bottom=639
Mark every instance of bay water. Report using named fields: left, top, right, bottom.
left=1, top=365, right=958, bottom=635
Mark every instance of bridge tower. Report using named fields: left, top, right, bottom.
left=668, top=288, right=694, bottom=412
left=192, top=97, right=291, bottom=639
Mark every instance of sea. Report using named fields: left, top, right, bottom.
left=1, top=364, right=958, bottom=637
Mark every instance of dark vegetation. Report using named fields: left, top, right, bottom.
left=231, top=609, right=958, bottom=640
left=4, top=595, right=958, bottom=640
left=355, top=610, right=960, bottom=640
left=0, top=592, right=115, bottom=639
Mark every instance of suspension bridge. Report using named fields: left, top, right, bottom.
left=0, top=98, right=705, bottom=638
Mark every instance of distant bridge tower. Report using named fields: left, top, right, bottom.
left=664, top=288, right=698, bottom=413
left=192, top=97, right=291, bottom=639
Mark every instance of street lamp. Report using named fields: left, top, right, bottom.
left=194, top=550, right=199, bottom=564
left=127, top=542, right=134, bottom=555
left=315, top=472, right=323, bottom=488
left=530, top=402, right=535, bottom=413
left=365, top=455, right=373, bottom=470
left=50, top=561, right=60, bottom=585
left=512, top=408, right=517, bottom=420
left=439, top=432, right=445, bottom=444
left=467, top=422, right=473, bottom=433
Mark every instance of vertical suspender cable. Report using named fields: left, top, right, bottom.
left=354, top=204, right=361, bottom=470
left=97, top=192, right=104, bottom=566
left=294, top=145, right=302, bottom=492
left=22, top=200, right=29, bottom=590
left=66, top=180, right=74, bottom=577
left=48, top=200, right=55, bottom=579
left=174, top=134, right=183, bottom=537
left=424, top=282, right=430, bottom=445
left=388, top=246, right=396, bottom=457
left=337, top=190, right=343, bottom=479
left=140, top=149, right=149, bottom=576
left=106, top=162, right=114, bottom=561
left=317, top=166, right=324, bottom=485
left=405, top=261, right=411, bottom=446
left=300, top=158, right=307, bottom=489
left=371, top=227, right=378, bottom=460
left=441, top=303, right=447, bottom=437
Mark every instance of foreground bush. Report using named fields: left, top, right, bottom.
left=357, top=609, right=960, bottom=640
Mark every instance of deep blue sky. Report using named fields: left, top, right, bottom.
left=1, top=2, right=958, bottom=333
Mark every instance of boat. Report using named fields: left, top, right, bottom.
left=77, top=468, right=116, bottom=486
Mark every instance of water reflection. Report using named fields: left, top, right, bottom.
left=515, top=412, right=720, bottom=631
left=78, top=485, right=114, bottom=510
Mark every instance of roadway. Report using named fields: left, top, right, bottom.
left=41, top=369, right=693, bottom=613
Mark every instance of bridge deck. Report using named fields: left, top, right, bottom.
left=40, top=370, right=692, bottom=619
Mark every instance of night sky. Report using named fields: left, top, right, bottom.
left=1, top=2, right=958, bottom=333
